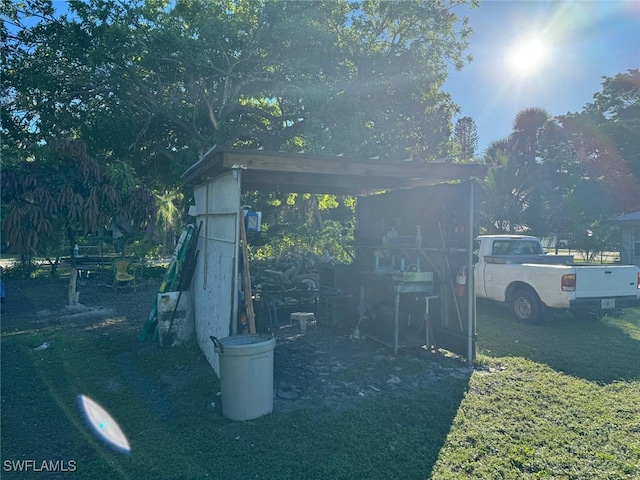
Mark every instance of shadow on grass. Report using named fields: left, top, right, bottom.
left=1, top=278, right=471, bottom=479
left=1, top=329, right=471, bottom=480
left=476, top=300, right=640, bottom=384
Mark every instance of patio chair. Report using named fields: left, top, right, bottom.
left=112, top=259, right=136, bottom=292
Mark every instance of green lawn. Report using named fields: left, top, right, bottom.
left=433, top=302, right=640, bottom=479
left=1, top=298, right=639, bottom=479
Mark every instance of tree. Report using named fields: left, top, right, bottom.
left=589, top=69, right=640, bottom=183
left=2, top=0, right=478, bottom=182
left=1, top=139, right=156, bottom=304
left=583, top=69, right=640, bottom=211
left=477, top=72, right=639, bottom=259
left=3, top=0, right=481, bottom=267
left=454, top=116, right=479, bottom=160
left=155, top=188, right=184, bottom=257
left=480, top=140, right=520, bottom=233
left=479, top=109, right=554, bottom=235
left=511, top=108, right=550, bottom=160
left=535, top=121, right=581, bottom=250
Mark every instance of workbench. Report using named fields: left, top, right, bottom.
left=358, top=272, right=436, bottom=354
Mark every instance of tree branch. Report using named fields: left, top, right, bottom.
left=260, top=119, right=307, bottom=150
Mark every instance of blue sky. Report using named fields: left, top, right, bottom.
left=446, top=0, right=640, bottom=153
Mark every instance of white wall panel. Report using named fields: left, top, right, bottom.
left=192, top=171, right=240, bottom=376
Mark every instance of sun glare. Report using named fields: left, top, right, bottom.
left=506, top=38, right=548, bottom=76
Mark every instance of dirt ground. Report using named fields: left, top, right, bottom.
left=0, top=273, right=157, bottom=337
left=1, top=273, right=473, bottom=416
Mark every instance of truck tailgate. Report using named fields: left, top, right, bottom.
left=575, top=266, right=639, bottom=298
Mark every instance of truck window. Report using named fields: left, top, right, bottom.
left=511, top=243, right=533, bottom=255
left=508, top=240, right=542, bottom=255
left=492, top=240, right=542, bottom=255
left=492, top=241, right=510, bottom=255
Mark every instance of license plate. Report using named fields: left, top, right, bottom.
left=601, top=298, right=615, bottom=309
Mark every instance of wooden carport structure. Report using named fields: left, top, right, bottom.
left=182, top=148, right=489, bottom=195
left=181, top=147, right=490, bottom=373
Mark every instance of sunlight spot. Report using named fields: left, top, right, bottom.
left=82, top=316, right=126, bottom=331
left=505, top=37, right=548, bottom=76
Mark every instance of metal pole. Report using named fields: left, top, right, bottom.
left=466, top=180, right=475, bottom=366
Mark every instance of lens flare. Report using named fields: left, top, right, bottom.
left=79, top=395, right=131, bottom=453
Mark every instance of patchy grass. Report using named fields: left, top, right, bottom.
left=1, top=289, right=639, bottom=479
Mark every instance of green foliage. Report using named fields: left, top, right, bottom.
left=3, top=0, right=477, bottom=194
left=454, top=116, right=480, bottom=160
left=5, top=0, right=637, bottom=266
left=1, top=140, right=156, bottom=263
left=154, top=188, right=186, bottom=256
left=240, top=190, right=355, bottom=262
left=480, top=140, right=521, bottom=233
left=252, top=213, right=354, bottom=263
left=479, top=72, right=640, bottom=260
left=588, top=69, right=640, bottom=181
left=2, top=0, right=480, bottom=264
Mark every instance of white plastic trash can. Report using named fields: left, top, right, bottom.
left=211, top=334, right=276, bottom=421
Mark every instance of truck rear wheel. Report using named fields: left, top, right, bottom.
left=511, top=289, right=543, bottom=324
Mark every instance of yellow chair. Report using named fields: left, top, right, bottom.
left=112, top=259, right=136, bottom=292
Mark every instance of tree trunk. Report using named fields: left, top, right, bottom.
left=66, top=225, right=80, bottom=306
left=68, top=267, right=80, bottom=305
left=312, top=195, right=324, bottom=230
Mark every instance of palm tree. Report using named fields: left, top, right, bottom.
left=480, top=109, right=555, bottom=235
left=510, top=107, right=551, bottom=163
left=509, top=108, right=555, bottom=236
left=481, top=139, right=522, bottom=233
left=155, top=189, right=184, bottom=257
left=484, top=138, right=510, bottom=167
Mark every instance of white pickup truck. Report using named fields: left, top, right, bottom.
left=474, top=235, right=640, bottom=323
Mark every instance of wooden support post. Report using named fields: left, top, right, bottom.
left=240, top=214, right=256, bottom=334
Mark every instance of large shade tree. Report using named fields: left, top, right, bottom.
left=2, top=0, right=479, bottom=265
left=2, top=2, right=158, bottom=304
left=2, top=0, right=478, bottom=180
left=559, top=69, right=640, bottom=213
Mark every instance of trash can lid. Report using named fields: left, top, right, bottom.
left=213, top=334, right=275, bottom=356
left=219, top=334, right=274, bottom=346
